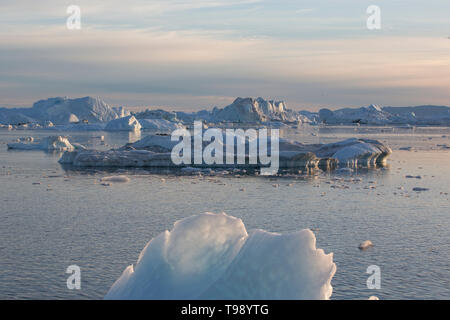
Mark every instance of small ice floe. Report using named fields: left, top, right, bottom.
left=358, top=240, right=374, bottom=250
left=160, top=178, right=166, bottom=183
left=272, top=184, right=279, bottom=188
left=406, top=175, right=422, bottom=179
left=412, top=187, right=429, bottom=192
left=7, top=136, right=75, bottom=152
left=368, top=296, right=380, bottom=300
left=100, top=175, right=130, bottom=183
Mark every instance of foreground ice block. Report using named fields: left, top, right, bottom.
left=104, top=212, right=336, bottom=300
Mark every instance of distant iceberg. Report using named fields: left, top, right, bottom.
left=104, top=212, right=336, bottom=300
left=1, top=95, right=449, bottom=127
left=0, top=96, right=125, bottom=125
left=171, top=97, right=311, bottom=124
left=7, top=136, right=78, bottom=152
left=318, top=104, right=450, bottom=125
left=105, top=115, right=142, bottom=132
left=138, top=118, right=185, bottom=131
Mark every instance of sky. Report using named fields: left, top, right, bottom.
left=0, top=0, right=449, bottom=111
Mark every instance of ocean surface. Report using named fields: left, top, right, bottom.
left=0, top=125, right=449, bottom=300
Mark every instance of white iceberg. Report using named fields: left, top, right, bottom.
left=318, top=104, right=450, bottom=125
left=105, top=115, right=142, bottom=132
left=59, top=135, right=391, bottom=170
left=7, top=136, right=77, bottom=152
left=315, top=138, right=392, bottom=167
left=138, top=119, right=185, bottom=131
left=0, top=96, right=125, bottom=125
left=104, top=212, right=336, bottom=300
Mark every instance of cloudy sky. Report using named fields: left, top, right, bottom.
left=1, top=0, right=449, bottom=111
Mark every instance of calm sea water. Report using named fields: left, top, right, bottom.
left=0, top=126, right=449, bottom=300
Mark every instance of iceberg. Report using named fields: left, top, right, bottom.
left=104, top=212, right=336, bottom=300
left=7, top=136, right=78, bottom=152
left=0, top=96, right=125, bottom=125
left=163, top=97, right=310, bottom=124
left=59, top=134, right=391, bottom=170
left=318, top=104, right=450, bottom=125
left=105, top=115, right=141, bottom=132
left=135, top=109, right=179, bottom=122
left=138, top=119, right=185, bottom=132
left=314, top=138, right=392, bottom=167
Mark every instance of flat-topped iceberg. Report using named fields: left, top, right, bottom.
left=104, top=212, right=336, bottom=300
left=59, top=133, right=391, bottom=170
left=318, top=104, right=450, bottom=125
left=7, top=136, right=78, bottom=152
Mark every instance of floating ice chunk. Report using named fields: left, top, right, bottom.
left=100, top=175, right=130, bottom=183
left=105, top=115, right=141, bottom=132
left=405, top=175, right=421, bottom=179
left=412, top=187, right=429, bottom=192
left=59, top=135, right=391, bottom=171
left=7, top=136, right=75, bottom=151
left=358, top=240, right=374, bottom=250
left=105, top=212, right=336, bottom=300
left=318, top=139, right=392, bottom=166
left=368, top=296, right=380, bottom=300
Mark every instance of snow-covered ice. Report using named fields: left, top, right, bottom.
left=0, top=96, right=124, bottom=125
left=59, top=135, right=391, bottom=170
left=138, top=119, right=185, bottom=131
left=105, top=115, right=141, bottom=132
left=104, top=212, right=336, bottom=300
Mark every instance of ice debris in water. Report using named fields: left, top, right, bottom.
left=358, top=240, right=374, bottom=250
left=105, top=212, right=336, bottom=300
left=100, top=175, right=130, bottom=183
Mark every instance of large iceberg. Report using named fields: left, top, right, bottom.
left=59, top=133, right=391, bottom=170
left=104, top=212, right=336, bottom=300
left=0, top=96, right=124, bottom=125
left=168, top=97, right=310, bottom=124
